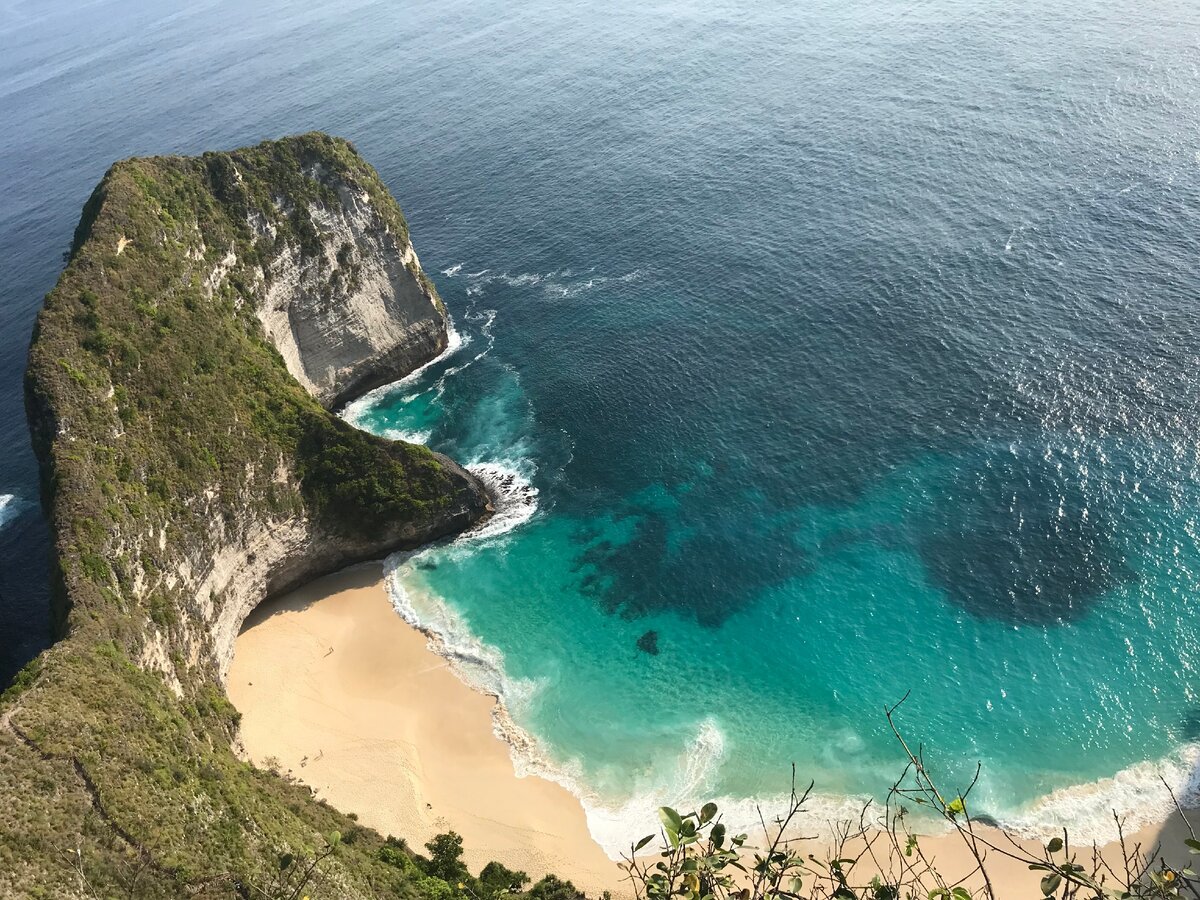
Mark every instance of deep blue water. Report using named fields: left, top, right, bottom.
left=4, top=0, right=1200, bottom=848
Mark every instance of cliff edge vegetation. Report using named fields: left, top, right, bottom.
left=0, top=134, right=518, bottom=898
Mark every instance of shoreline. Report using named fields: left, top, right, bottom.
left=229, top=565, right=1196, bottom=900
left=228, top=564, right=626, bottom=896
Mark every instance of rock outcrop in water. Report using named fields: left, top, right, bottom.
left=3, top=134, right=492, bottom=897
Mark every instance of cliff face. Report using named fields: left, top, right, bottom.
left=2, top=134, right=492, bottom=898
left=255, top=159, right=449, bottom=408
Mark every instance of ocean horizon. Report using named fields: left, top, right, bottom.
left=5, top=0, right=1200, bottom=856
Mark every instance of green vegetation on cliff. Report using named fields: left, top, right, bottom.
left=34, top=133, right=451, bottom=570
left=2, top=135, right=497, bottom=897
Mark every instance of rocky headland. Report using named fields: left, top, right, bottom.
left=2, top=134, right=495, bottom=897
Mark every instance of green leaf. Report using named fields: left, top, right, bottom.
left=946, top=797, right=965, bottom=816
left=905, top=835, right=918, bottom=858
left=711, top=823, right=726, bottom=848
left=659, top=806, right=684, bottom=836
left=634, top=834, right=655, bottom=853
left=1047, top=837, right=1064, bottom=854
left=951, top=888, right=971, bottom=900
left=1186, top=839, right=1200, bottom=854
left=1041, top=873, right=1062, bottom=896
left=701, top=802, right=718, bottom=824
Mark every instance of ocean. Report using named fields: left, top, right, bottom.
left=4, top=0, right=1200, bottom=853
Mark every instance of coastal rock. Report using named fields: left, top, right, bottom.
left=24, top=133, right=491, bottom=688
left=637, top=630, right=659, bottom=655
left=6, top=134, right=492, bottom=896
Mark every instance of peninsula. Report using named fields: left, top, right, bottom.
left=3, top=134, right=505, bottom=896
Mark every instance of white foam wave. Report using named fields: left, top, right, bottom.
left=985, top=742, right=1200, bottom=844
left=454, top=268, right=642, bottom=301
left=0, top=494, right=19, bottom=530
left=442, top=263, right=464, bottom=277
left=340, top=318, right=468, bottom=426
left=431, top=310, right=498, bottom=392
left=380, top=574, right=751, bottom=861
left=379, top=427, right=432, bottom=445
left=462, top=462, right=540, bottom=541
left=384, top=558, right=540, bottom=705
left=574, top=719, right=729, bottom=855
left=572, top=723, right=888, bottom=859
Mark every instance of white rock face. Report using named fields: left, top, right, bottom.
left=254, top=168, right=447, bottom=408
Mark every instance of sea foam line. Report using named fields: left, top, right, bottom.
left=456, top=268, right=642, bottom=301
left=985, top=742, right=1200, bottom=844
left=432, top=309, right=499, bottom=394
left=340, top=318, right=468, bottom=427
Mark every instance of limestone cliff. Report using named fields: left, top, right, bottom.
left=254, top=158, right=449, bottom=408
left=1, top=134, right=495, bottom=898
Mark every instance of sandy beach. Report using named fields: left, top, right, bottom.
left=229, top=565, right=1194, bottom=900
left=228, top=565, right=625, bottom=896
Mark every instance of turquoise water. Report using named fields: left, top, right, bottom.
left=345, top=281, right=1200, bottom=850
left=4, top=0, right=1200, bottom=852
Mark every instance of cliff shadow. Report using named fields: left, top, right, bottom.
left=237, top=561, right=389, bottom=635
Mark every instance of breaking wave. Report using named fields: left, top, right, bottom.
left=985, top=743, right=1200, bottom=844
left=0, top=494, right=19, bottom=531
left=339, top=317, right=468, bottom=427
left=378, top=427, right=433, bottom=444
left=461, top=462, right=539, bottom=542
